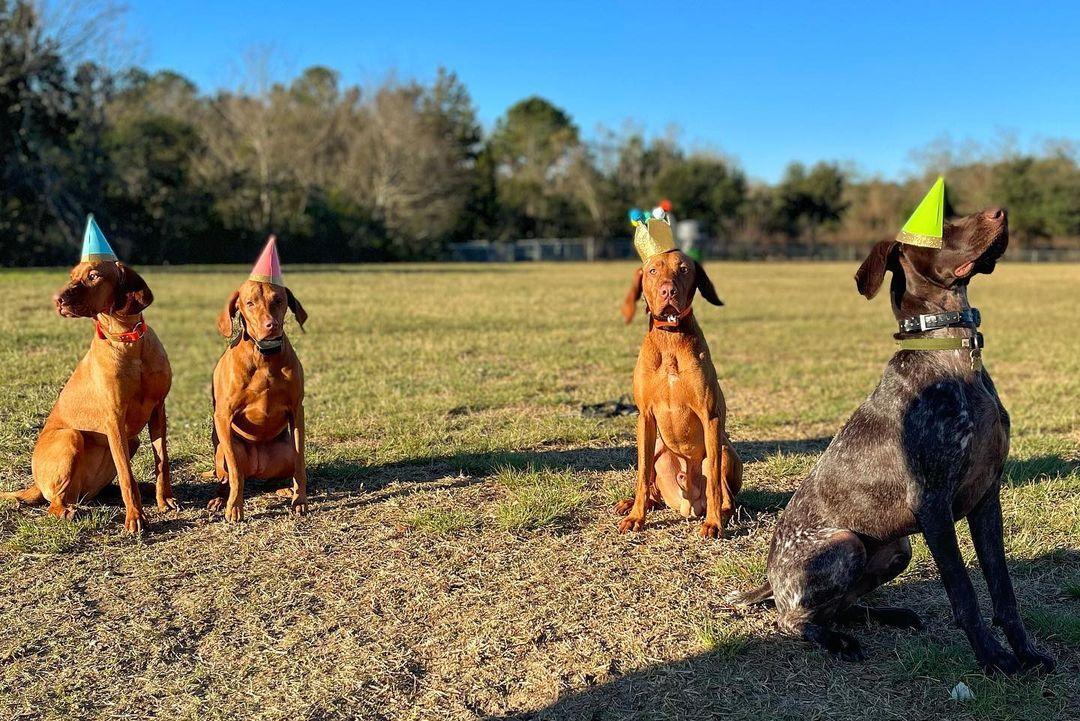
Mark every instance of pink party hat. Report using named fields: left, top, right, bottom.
left=249, top=235, right=283, bottom=285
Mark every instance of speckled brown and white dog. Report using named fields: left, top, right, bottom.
left=733, top=207, right=1055, bottom=675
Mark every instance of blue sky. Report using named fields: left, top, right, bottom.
left=126, top=1, right=1079, bottom=182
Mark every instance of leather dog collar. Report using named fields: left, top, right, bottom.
left=896, top=333, right=984, bottom=351
left=898, top=307, right=981, bottom=333
left=96, top=317, right=147, bottom=343
left=227, top=312, right=284, bottom=355
left=651, top=305, right=694, bottom=330
left=896, top=332, right=985, bottom=371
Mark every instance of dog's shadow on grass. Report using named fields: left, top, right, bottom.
left=307, top=437, right=833, bottom=509
left=486, top=548, right=1080, bottom=721
left=1004, top=454, right=1079, bottom=487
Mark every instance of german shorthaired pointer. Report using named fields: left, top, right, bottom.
left=733, top=207, right=1055, bottom=675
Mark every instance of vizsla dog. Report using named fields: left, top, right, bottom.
left=208, top=277, right=309, bottom=521
left=733, top=207, right=1055, bottom=674
left=0, top=259, right=175, bottom=532
left=616, top=251, right=743, bottom=538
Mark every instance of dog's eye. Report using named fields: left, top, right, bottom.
left=87, top=271, right=98, bottom=282
left=679, top=266, right=689, bottom=274
left=649, top=268, right=657, bottom=275
left=246, top=301, right=255, bottom=308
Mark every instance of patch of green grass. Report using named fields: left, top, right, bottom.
left=692, top=615, right=748, bottom=659
left=890, top=640, right=971, bottom=679
left=1025, top=608, right=1080, bottom=645
left=600, top=474, right=632, bottom=507
left=714, top=553, right=766, bottom=585
left=757, top=450, right=816, bottom=480
left=406, top=507, right=477, bottom=536
left=492, top=465, right=586, bottom=532
left=961, top=674, right=1069, bottom=721
left=737, top=488, right=793, bottom=512
left=5, top=507, right=114, bottom=554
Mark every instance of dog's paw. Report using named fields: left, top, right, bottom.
left=699, top=521, right=724, bottom=540
left=617, top=515, right=646, bottom=533
left=831, top=631, right=865, bottom=662
left=124, top=510, right=148, bottom=535
left=224, top=502, right=244, bottom=523
left=47, top=503, right=77, bottom=520
left=612, top=498, right=635, bottom=516
left=1015, top=643, right=1055, bottom=674
left=206, top=497, right=225, bottom=513
left=157, top=497, right=181, bottom=512
left=977, top=641, right=1023, bottom=676
left=290, top=494, right=308, bottom=517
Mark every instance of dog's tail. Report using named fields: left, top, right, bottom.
left=726, top=580, right=773, bottom=607
left=0, top=485, right=46, bottom=506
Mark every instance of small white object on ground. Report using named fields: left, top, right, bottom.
left=950, top=681, right=975, bottom=701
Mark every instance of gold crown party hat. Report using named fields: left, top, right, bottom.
left=629, top=208, right=676, bottom=263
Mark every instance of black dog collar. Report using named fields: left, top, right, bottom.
left=227, top=312, right=284, bottom=355
left=898, top=307, right=981, bottom=333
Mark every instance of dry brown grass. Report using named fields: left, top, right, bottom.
left=0, top=261, right=1076, bottom=720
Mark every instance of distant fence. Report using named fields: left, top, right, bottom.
left=447, top=238, right=1080, bottom=263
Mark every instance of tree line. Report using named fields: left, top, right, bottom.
left=3, top=1, right=1079, bottom=266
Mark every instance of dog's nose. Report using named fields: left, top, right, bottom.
left=658, top=282, right=675, bottom=300
left=264, top=319, right=276, bottom=330
left=985, top=207, right=1006, bottom=221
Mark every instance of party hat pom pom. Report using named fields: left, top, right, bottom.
left=651, top=206, right=665, bottom=219
left=660, top=199, right=673, bottom=213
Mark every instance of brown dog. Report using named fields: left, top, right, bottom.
left=615, top=251, right=743, bottom=538
left=732, top=208, right=1054, bottom=674
left=0, top=259, right=175, bottom=532
left=208, top=277, right=309, bottom=521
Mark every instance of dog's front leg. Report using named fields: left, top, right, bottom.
left=699, top=414, right=734, bottom=539
left=213, top=410, right=245, bottom=522
left=104, top=414, right=146, bottom=534
left=918, top=505, right=1021, bottom=674
left=968, top=486, right=1055, bottom=672
left=289, top=404, right=308, bottom=516
left=618, top=410, right=656, bottom=533
left=148, top=401, right=178, bottom=511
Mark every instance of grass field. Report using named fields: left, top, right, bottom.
left=0, top=261, right=1077, bottom=721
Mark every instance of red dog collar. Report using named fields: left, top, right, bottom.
left=96, top=317, right=148, bottom=343
left=652, top=305, right=694, bottom=329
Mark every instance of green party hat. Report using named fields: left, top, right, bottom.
left=896, top=177, right=945, bottom=248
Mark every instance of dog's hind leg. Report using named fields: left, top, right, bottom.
left=837, top=538, right=921, bottom=629
left=30, top=429, right=110, bottom=518
left=770, top=526, right=869, bottom=661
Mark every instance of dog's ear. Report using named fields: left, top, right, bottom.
left=855, top=240, right=899, bottom=300
left=694, top=262, right=724, bottom=306
left=217, top=290, right=240, bottom=337
left=113, top=262, right=153, bottom=315
left=286, top=288, right=307, bottom=331
left=621, top=267, right=644, bottom=324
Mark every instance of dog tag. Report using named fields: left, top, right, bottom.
left=970, top=348, right=983, bottom=372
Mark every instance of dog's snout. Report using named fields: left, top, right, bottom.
left=985, top=207, right=1006, bottom=221
left=658, top=282, right=675, bottom=300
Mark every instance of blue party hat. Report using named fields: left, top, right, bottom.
left=80, top=214, right=118, bottom=262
